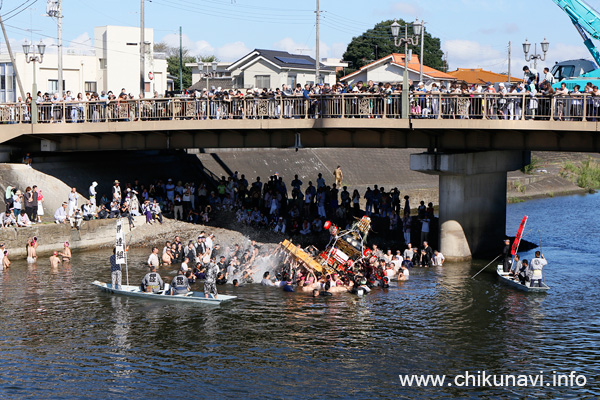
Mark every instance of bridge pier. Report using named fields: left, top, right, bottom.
left=410, top=150, right=530, bottom=260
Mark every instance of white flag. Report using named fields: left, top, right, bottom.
left=115, top=218, right=126, bottom=265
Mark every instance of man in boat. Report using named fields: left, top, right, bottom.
left=170, top=270, right=190, bottom=295
left=204, top=259, right=219, bottom=299
left=509, top=254, right=522, bottom=278
left=141, top=265, right=164, bottom=293
left=110, top=248, right=122, bottom=289
left=502, top=239, right=512, bottom=273
left=529, top=251, right=547, bottom=287
left=516, top=259, right=530, bottom=285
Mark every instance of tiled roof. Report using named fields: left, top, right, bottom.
left=232, top=49, right=335, bottom=72
left=340, top=54, right=455, bottom=81
left=446, top=68, right=521, bottom=84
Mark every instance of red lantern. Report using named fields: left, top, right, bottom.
left=324, top=221, right=331, bottom=230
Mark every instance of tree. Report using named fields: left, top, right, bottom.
left=342, top=19, right=444, bottom=74
left=154, top=42, right=219, bottom=91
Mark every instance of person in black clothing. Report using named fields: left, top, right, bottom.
left=422, top=241, right=434, bottom=267
left=502, top=239, right=512, bottom=273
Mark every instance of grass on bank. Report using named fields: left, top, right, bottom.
left=560, top=158, right=600, bottom=191
left=521, top=155, right=541, bottom=174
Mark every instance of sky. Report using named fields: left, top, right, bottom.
left=0, top=0, right=598, bottom=74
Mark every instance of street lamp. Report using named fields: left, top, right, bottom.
left=523, top=38, right=549, bottom=70
left=391, top=18, right=422, bottom=118
left=23, top=39, right=46, bottom=124
left=203, top=61, right=219, bottom=91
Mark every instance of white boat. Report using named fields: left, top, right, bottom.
left=496, top=265, right=550, bottom=293
left=91, top=280, right=237, bottom=305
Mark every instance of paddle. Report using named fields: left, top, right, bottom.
left=538, top=230, right=543, bottom=254
left=471, top=254, right=501, bottom=279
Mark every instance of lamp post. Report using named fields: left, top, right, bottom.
left=203, top=61, right=218, bottom=90
left=391, top=18, right=422, bottom=118
left=22, top=39, right=46, bottom=124
left=523, top=38, right=549, bottom=70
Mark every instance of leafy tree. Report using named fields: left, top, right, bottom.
left=342, top=19, right=444, bottom=74
left=154, top=42, right=219, bottom=91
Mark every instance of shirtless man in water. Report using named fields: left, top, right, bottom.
left=60, top=241, right=72, bottom=262
left=26, top=237, right=38, bottom=263
left=3, top=250, right=10, bottom=269
left=49, top=251, right=61, bottom=269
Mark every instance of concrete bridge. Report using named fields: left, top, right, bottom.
left=1, top=94, right=598, bottom=260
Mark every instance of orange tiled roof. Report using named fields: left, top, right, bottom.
left=340, top=54, right=455, bottom=81
left=446, top=68, right=521, bottom=84
left=390, top=54, right=455, bottom=79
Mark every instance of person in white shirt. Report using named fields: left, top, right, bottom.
left=147, top=247, right=160, bottom=268
left=543, top=67, right=555, bottom=85
left=433, top=250, right=445, bottom=267
left=89, top=181, right=98, bottom=207
left=68, top=187, right=78, bottom=216
left=529, top=251, right=548, bottom=287
left=54, top=203, right=68, bottom=224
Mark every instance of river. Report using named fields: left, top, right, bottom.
left=0, top=193, right=598, bottom=399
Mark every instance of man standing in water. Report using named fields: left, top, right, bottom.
left=502, top=239, right=512, bottom=273
left=530, top=251, right=548, bottom=287
left=50, top=251, right=61, bottom=269
left=147, top=247, right=160, bottom=268
left=204, top=258, right=219, bottom=299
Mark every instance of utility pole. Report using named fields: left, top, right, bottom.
left=140, top=0, right=145, bottom=96
left=0, top=14, right=25, bottom=99
left=508, top=41, right=511, bottom=83
left=57, top=0, right=62, bottom=96
left=419, top=19, right=424, bottom=83
left=315, top=0, right=320, bottom=84
left=179, top=26, right=183, bottom=92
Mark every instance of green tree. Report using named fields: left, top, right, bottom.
left=342, top=19, right=444, bottom=74
left=154, top=42, right=219, bottom=91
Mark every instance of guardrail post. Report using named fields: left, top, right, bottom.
left=583, top=94, right=588, bottom=121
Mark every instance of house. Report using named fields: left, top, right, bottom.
left=227, top=49, right=336, bottom=89
left=340, top=53, right=455, bottom=87
left=446, top=68, right=521, bottom=85
left=185, top=62, right=232, bottom=91
left=0, top=25, right=168, bottom=102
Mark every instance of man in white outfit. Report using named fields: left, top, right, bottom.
left=89, top=181, right=98, bottom=207
left=67, top=187, right=79, bottom=216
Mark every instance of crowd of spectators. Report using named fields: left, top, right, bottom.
left=6, top=66, right=599, bottom=123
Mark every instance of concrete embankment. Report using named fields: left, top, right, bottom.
left=0, top=216, right=253, bottom=259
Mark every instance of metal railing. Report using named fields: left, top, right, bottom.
left=2, top=93, right=600, bottom=124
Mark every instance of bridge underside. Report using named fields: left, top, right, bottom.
left=3, top=119, right=600, bottom=152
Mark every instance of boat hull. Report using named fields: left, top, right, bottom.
left=496, top=266, right=550, bottom=292
left=91, top=280, right=237, bottom=305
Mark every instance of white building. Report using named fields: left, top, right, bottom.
left=0, top=25, right=167, bottom=102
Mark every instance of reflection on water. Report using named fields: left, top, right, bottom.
left=0, top=193, right=599, bottom=398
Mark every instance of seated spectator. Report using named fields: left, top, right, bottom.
left=273, top=217, right=286, bottom=234
left=70, top=208, right=83, bottom=230
left=300, top=219, right=311, bottom=235
left=1, top=209, right=16, bottom=227
left=17, top=212, right=32, bottom=227
left=54, top=202, right=68, bottom=224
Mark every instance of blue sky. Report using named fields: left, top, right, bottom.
left=1, top=0, right=597, bottom=72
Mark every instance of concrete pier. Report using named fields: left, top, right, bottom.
left=411, top=151, right=530, bottom=260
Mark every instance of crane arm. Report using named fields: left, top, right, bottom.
left=553, top=0, right=600, bottom=66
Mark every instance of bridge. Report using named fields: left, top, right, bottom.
left=1, top=94, right=598, bottom=260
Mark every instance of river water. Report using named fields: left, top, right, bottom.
left=0, top=193, right=598, bottom=399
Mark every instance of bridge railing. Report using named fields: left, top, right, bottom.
left=2, top=93, right=599, bottom=124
